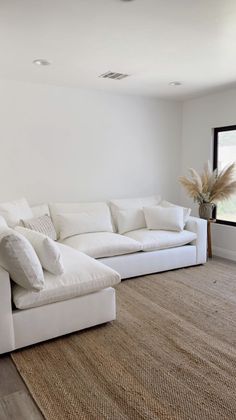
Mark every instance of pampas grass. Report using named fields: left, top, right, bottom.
left=179, top=162, right=236, bottom=204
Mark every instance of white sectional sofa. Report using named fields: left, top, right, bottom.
left=0, top=196, right=207, bottom=354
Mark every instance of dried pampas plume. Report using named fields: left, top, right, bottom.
left=179, top=162, right=236, bottom=204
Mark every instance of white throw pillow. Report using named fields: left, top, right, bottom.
left=58, top=209, right=113, bottom=240
left=0, top=216, right=8, bottom=233
left=116, top=208, right=146, bottom=234
left=31, top=203, right=50, bottom=218
left=110, top=195, right=161, bottom=231
left=161, top=200, right=191, bottom=224
left=13, top=244, right=121, bottom=310
left=0, top=229, right=44, bottom=290
left=22, top=214, right=57, bottom=241
left=49, top=202, right=113, bottom=235
left=16, top=227, right=64, bottom=275
left=144, top=206, right=184, bottom=232
left=0, top=198, right=33, bottom=227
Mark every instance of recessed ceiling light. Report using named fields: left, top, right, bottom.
left=169, top=81, right=182, bottom=86
left=33, top=59, right=51, bottom=66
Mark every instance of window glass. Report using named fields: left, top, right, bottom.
left=216, top=129, right=236, bottom=223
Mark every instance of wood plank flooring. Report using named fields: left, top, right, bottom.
left=0, top=355, right=44, bottom=419
left=0, top=257, right=235, bottom=420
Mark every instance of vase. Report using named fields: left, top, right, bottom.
left=199, top=203, right=215, bottom=220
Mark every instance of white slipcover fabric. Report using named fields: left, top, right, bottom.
left=0, top=216, right=8, bottom=233
left=124, top=228, right=196, bottom=252
left=116, top=208, right=146, bottom=234
left=100, top=245, right=197, bottom=279
left=13, top=288, right=116, bottom=351
left=31, top=204, right=50, bottom=218
left=13, top=244, right=121, bottom=309
left=0, top=266, right=15, bottom=354
left=22, top=214, right=57, bottom=240
left=0, top=229, right=44, bottom=291
left=109, top=195, right=161, bottom=231
left=144, top=206, right=184, bottom=232
left=58, top=210, right=113, bottom=240
left=0, top=198, right=33, bottom=227
left=15, top=227, right=64, bottom=275
left=161, top=200, right=191, bottom=223
left=49, top=202, right=113, bottom=235
left=60, top=231, right=142, bottom=258
left=185, top=216, right=207, bottom=264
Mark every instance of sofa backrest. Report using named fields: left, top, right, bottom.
left=49, top=202, right=114, bottom=236
left=0, top=198, right=33, bottom=228
left=31, top=204, right=50, bottom=218
left=109, top=195, right=161, bottom=232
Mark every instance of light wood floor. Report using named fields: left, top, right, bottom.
left=0, top=355, right=44, bottom=419
left=0, top=257, right=235, bottom=420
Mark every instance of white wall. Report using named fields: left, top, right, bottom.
left=182, top=88, right=236, bottom=261
left=1, top=79, right=235, bottom=260
left=0, top=80, right=182, bottom=205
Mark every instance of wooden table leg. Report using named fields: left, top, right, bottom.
left=207, top=220, right=212, bottom=258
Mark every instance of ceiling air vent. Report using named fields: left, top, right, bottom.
left=99, top=71, right=129, bottom=80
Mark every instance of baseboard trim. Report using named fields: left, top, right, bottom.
left=213, top=246, right=236, bottom=262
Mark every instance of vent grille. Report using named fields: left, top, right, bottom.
left=99, top=71, right=129, bottom=80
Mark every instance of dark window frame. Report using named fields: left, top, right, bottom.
left=213, top=125, right=236, bottom=227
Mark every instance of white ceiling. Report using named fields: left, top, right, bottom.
left=1, top=0, right=236, bottom=99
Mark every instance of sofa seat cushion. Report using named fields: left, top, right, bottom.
left=13, top=243, right=121, bottom=310
left=124, top=229, right=197, bottom=252
left=60, top=232, right=142, bottom=259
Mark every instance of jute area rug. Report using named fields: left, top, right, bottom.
left=12, top=259, right=236, bottom=420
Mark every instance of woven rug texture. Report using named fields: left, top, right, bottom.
left=12, top=260, right=236, bottom=420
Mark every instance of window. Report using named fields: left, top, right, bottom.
left=213, top=125, right=236, bottom=226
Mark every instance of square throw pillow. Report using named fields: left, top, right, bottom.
left=116, top=208, right=146, bottom=234
left=144, top=206, right=184, bottom=232
left=0, top=198, right=33, bottom=227
left=109, top=195, right=161, bottom=231
left=16, top=227, right=64, bottom=275
left=22, top=215, right=57, bottom=241
left=0, top=230, right=44, bottom=291
left=161, top=200, right=191, bottom=224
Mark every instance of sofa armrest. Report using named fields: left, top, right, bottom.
left=185, top=216, right=207, bottom=264
left=0, top=266, right=15, bottom=354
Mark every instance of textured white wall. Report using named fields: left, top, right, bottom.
left=182, top=88, right=236, bottom=260
left=0, top=80, right=182, bottom=205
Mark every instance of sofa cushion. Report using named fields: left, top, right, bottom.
left=58, top=210, right=113, bottom=240
left=0, top=229, right=44, bottom=291
left=124, top=228, right=197, bottom=252
left=110, top=195, right=161, bottom=231
left=0, top=198, right=33, bottom=227
left=143, top=206, right=184, bottom=232
left=22, top=214, right=57, bottom=241
left=60, top=232, right=142, bottom=259
left=31, top=203, right=50, bottom=218
left=160, top=200, right=191, bottom=224
left=49, top=202, right=113, bottom=235
left=0, top=216, right=8, bottom=233
left=13, top=243, right=121, bottom=309
left=15, top=227, right=64, bottom=275
left=116, top=208, right=146, bottom=234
